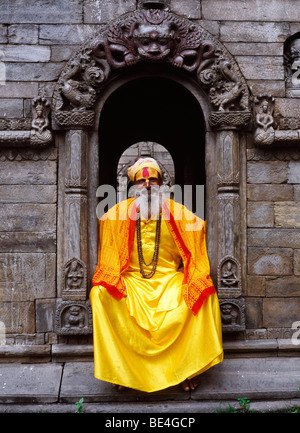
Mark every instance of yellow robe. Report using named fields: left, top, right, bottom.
left=90, top=217, right=223, bottom=393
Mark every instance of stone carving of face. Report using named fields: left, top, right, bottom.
left=134, top=24, right=174, bottom=62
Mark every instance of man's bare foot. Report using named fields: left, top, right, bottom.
left=181, top=378, right=198, bottom=392
left=112, top=383, right=126, bottom=391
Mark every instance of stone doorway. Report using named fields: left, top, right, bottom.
left=53, top=6, right=251, bottom=338
left=98, top=77, right=206, bottom=213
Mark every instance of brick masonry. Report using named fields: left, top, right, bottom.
left=0, top=0, right=299, bottom=347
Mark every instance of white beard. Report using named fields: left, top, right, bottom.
left=135, top=186, right=161, bottom=220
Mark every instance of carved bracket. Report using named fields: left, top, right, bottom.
left=52, top=8, right=251, bottom=129
left=0, top=97, right=52, bottom=148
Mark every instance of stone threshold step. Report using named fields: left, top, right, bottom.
left=1, top=399, right=300, bottom=413
left=0, top=357, right=300, bottom=405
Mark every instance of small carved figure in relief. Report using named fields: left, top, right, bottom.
left=253, top=94, right=275, bottom=146
left=220, top=303, right=239, bottom=325
left=63, top=305, right=85, bottom=329
left=66, top=260, right=84, bottom=291
left=221, top=261, right=238, bottom=288
left=30, top=97, right=52, bottom=146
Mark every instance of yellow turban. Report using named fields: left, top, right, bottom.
left=127, top=157, right=162, bottom=182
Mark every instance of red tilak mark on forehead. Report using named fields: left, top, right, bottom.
left=143, top=167, right=150, bottom=178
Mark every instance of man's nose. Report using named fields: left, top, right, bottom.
left=145, top=179, right=150, bottom=188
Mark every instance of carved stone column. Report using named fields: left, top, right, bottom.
left=211, top=117, right=248, bottom=333
left=55, top=130, right=92, bottom=336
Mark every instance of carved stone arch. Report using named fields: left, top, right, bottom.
left=53, top=7, right=251, bottom=335
left=52, top=7, right=251, bottom=128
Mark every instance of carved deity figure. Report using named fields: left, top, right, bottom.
left=30, top=97, right=52, bottom=146
left=220, top=303, right=239, bottom=325
left=221, top=261, right=238, bottom=288
left=66, top=261, right=84, bottom=291
left=63, top=305, right=85, bottom=329
left=253, top=94, right=275, bottom=146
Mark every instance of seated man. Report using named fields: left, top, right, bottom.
left=90, top=157, right=223, bottom=393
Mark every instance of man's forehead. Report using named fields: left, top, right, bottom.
left=135, top=166, right=160, bottom=181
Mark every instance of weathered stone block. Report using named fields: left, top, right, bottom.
left=247, top=184, right=293, bottom=202
left=5, top=62, right=62, bottom=82
left=0, top=0, right=83, bottom=24
left=245, top=298, right=263, bottom=329
left=36, top=299, right=56, bottom=332
left=295, top=250, right=300, bottom=275
left=236, top=56, right=284, bottom=81
left=288, top=162, right=300, bottom=184
left=39, top=25, right=98, bottom=45
left=247, top=80, right=285, bottom=98
left=171, top=0, right=201, bottom=19
left=274, top=99, right=300, bottom=119
left=0, top=25, right=7, bottom=43
left=0, top=82, right=39, bottom=98
left=0, top=302, right=35, bottom=333
left=8, top=24, right=38, bottom=44
left=84, top=0, right=137, bottom=24
left=263, top=298, right=300, bottom=328
left=0, top=253, right=56, bottom=301
left=266, top=276, right=300, bottom=297
left=0, top=45, right=51, bottom=62
left=0, top=204, right=56, bottom=232
left=220, top=21, right=290, bottom=43
left=202, top=0, right=300, bottom=22
left=247, top=275, right=266, bottom=296
left=224, top=42, right=283, bottom=56
left=274, top=202, right=300, bottom=228
left=0, top=185, right=57, bottom=204
left=247, top=202, right=274, bottom=227
left=248, top=247, right=293, bottom=276
left=0, top=160, right=57, bottom=185
left=0, top=99, right=24, bottom=118
left=247, top=161, right=288, bottom=184
left=50, top=45, right=80, bottom=62
left=0, top=231, right=56, bottom=253
left=295, top=186, right=300, bottom=201
left=248, top=228, right=300, bottom=248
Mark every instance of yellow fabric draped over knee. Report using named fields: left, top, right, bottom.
left=90, top=218, right=223, bottom=393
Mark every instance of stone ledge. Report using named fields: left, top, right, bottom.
left=1, top=340, right=299, bottom=363
left=52, top=344, right=94, bottom=362
left=0, top=345, right=51, bottom=363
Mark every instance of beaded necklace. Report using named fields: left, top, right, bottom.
left=136, top=211, right=162, bottom=279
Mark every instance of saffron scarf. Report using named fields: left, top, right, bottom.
left=92, top=198, right=216, bottom=315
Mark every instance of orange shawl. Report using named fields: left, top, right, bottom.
left=92, top=198, right=216, bottom=315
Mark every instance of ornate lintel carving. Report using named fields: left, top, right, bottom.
left=52, top=8, right=250, bottom=129
left=0, top=97, right=53, bottom=148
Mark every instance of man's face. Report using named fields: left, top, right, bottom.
left=134, top=167, right=161, bottom=192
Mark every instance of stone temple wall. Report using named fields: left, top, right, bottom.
left=0, top=0, right=299, bottom=353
